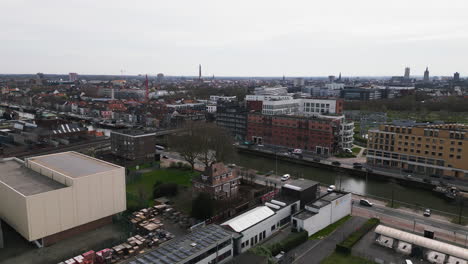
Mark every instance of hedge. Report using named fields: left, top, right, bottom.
left=336, top=218, right=380, bottom=254
left=268, top=231, right=308, bottom=256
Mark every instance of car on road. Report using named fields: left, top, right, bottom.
left=257, top=144, right=264, bottom=147
left=359, top=199, right=373, bottom=207
left=403, top=260, right=413, bottom=264
left=423, top=209, right=431, bottom=217
left=327, top=185, right=336, bottom=192
left=343, top=148, right=352, bottom=154
left=442, top=176, right=452, bottom=181
left=162, top=155, right=169, bottom=159
left=353, top=163, right=363, bottom=169
left=265, top=170, right=274, bottom=176
left=281, top=174, right=291, bottom=181
left=274, top=251, right=285, bottom=262
left=331, top=161, right=341, bottom=166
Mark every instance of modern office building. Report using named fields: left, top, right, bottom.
left=111, top=130, right=156, bottom=162
left=123, top=225, right=234, bottom=264
left=366, top=122, right=468, bottom=178
left=259, top=98, right=343, bottom=116
left=340, top=87, right=382, bottom=101
left=0, top=152, right=126, bottom=246
left=216, top=103, right=248, bottom=141
left=247, top=113, right=353, bottom=154
left=192, top=163, right=241, bottom=200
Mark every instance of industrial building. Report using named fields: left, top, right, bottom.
left=123, top=225, right=234, bottom=264
left=375, top=225, right=468, bottom=263
left=292, top=191, right=352, bottom=236
left=221, top=179, right=318, bottom=253
left=0, top=151, right=126, bottom=246
left=111, top=130, right=156, bottom=162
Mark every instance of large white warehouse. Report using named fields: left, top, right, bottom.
left=0, top=151, right=126, bottom=246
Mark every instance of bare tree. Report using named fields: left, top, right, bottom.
left=169, top=122, right=235, bottom=170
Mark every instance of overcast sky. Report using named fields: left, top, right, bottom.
left=1, top=0, right=467, bottom=77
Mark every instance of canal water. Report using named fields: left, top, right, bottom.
left=235, top=152, right=467, bottom=216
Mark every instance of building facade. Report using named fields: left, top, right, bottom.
left=111, top=130, right=156, bottom=162
left=247, top=113, right=352, bottom=154
left=192, top=163, right=241, bottom=200
left=367, top=123, right=468, bottom=178
left=216, top=104, right=247, bottom=141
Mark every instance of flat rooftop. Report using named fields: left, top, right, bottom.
left=111, top=129, right=156, bottom=137
left=0, top=159, right=66, bottom=196
left=28, top=152, right=121, bottom=178
left=294, top=210, right=316, bottom=220
left=307, top=191, right=347, bottom=209
left=284, top=178, right=319, bottom=191
left=123, top=225, right=232, bottom=264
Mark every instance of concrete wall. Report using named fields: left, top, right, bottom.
left=23, top=168, right=126, bottom=241
left=295, top=193, right=351, bottom=236
left=0, top=181, right=29, bottom=240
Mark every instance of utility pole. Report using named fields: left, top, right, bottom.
left=391, top=180, right=395, bottom=208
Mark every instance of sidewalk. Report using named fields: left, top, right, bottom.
left=288, top=216, right=368, bottom=264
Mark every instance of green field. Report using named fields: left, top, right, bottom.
left=309, top=215, right=352, bottom=240
left=126, top=168, right=199, bottom=208
left=321, top=253, right=376, bottom=264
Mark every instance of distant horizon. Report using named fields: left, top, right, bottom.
left=0, top=72, right=463, bottom=79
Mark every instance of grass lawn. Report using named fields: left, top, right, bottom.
left=309, top=215, right=352, bottom=240
left=126, top=168, right=199, bottom=208
left=351, top=147, right=361, bottom=155
left=321, top=252, right=376, bottom=264
left=128, top=162, right=157, bottom=171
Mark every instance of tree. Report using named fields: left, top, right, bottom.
left=191, top=193, right=215, bottom=220
left=197, top=123, right=235, bottom=168
left=169, top=122, right=235, bottom=170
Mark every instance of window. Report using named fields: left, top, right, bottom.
left=271, top=225, right=276, bottom=231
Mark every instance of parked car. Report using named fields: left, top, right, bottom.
left=274, top=251, right=285, bottom=262
left=430, top=174, right=441, bottom=178
left=281, top=174, right=291, bottom=181
left=332, top=161, right=341, bottom=166
left=403, top=260, right=413, bottom=264
left=327, top=185, right=336, bottom=192
left=343, top=148, right=352, bottom=153
left=359, top=199, right=373, bottom=207
left=423, top=209, right=431, bottom=217
left=353, top=163, right=363, bottom=169
left=257, top=144, right=264, bottom=147
left=162, top=155, right=169, bottom=159
left=442, top=176, right=452, bottom=181
left=313, top=157, right=321, bottom=162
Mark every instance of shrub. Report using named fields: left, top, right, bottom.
left=268, top=231, right=308, bottom=256
left=191, top=193, right=215, bottom=220
left=153, top=183, right=179, bottom=198
left=336, top=218, right=380, bottom=254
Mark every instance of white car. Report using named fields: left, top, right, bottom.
left=281, top=174, right=291, bottom=181
left=327, top=185, right=336, bottom=192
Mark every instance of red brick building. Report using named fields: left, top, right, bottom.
left=247, top=113, right=341, bottom=155
left=192, top=163, right=241, bottom=200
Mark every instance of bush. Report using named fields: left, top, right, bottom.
left=153, top=182, right=179, bottom=198
left=268, top=231, right=308, bottom=256
left=336, top=218, right=380, bottom=254
left=191, top=193, right=215, bottom=220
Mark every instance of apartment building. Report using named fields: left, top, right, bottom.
left=367, top=122, right=468, bottom=179
left=111, top=130, right=156, bottom=162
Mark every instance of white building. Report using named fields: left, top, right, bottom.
left=299, top=99, right=339, bottom=116
left=261, top=99, right=299, bottom=115
left=209, top=95, right=237, bottom=102
left=207, top=105, right=217, bottom=113
left=0, top=152, right=126, bottom=246
left=253, top=86, right=288, bottom=96
left=222, top=199, right=300, bottom=253
left=245, top=95, right=293, bottom=102
left=292, top=192, right=351, bottom=236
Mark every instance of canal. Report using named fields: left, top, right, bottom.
left=235, top=152, right=468, bottom=217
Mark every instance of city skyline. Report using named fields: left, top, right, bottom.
left=1, top=0, right=467, bottom=76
